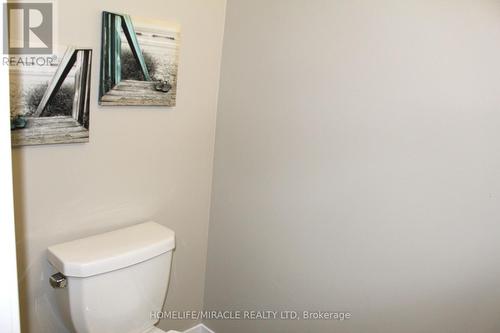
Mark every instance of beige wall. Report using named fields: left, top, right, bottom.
left=12, top=0, right=226, bottom=332
left=1, top=25, right=21, bottom=333
left=205, top=1, right=500, bottom=332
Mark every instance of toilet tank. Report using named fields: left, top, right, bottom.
left=47, top=222, right=175, bottom=333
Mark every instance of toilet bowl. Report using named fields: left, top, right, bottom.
left=47, top=221, right=176, bottom=333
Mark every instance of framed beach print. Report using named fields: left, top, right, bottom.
left=10, top=46, right=93, bottom=147
left=99, top=11, right=180, bottom=107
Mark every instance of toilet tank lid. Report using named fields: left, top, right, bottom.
left=47, top=221, right=175, bottom=278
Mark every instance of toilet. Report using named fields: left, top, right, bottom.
left=47, top=221, right=180, bottom=333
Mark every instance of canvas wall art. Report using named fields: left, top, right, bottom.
left=99, top=11, right=180, bottom=107
left=10, top=47, right=93, bottom=147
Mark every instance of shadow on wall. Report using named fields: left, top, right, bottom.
left=12, top=150, right=75, bottom=333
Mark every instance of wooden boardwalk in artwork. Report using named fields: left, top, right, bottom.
left=99, top=80, right=176, bottom=106
left=11, top=116, right=89, bottom=146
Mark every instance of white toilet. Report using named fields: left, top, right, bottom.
left=47, top=221, right=180, bottom=333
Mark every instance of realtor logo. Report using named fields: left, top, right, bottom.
left=3, top=2, right=53, bottom=54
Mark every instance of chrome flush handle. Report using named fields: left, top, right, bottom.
left=49, top=272, right=67, bottom=288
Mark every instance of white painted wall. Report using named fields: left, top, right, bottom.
left=0, top=12, right=21, bottom=333
left=11, top=0, right=226, bottom=332
left=205, top=1, right=500, bottom=332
